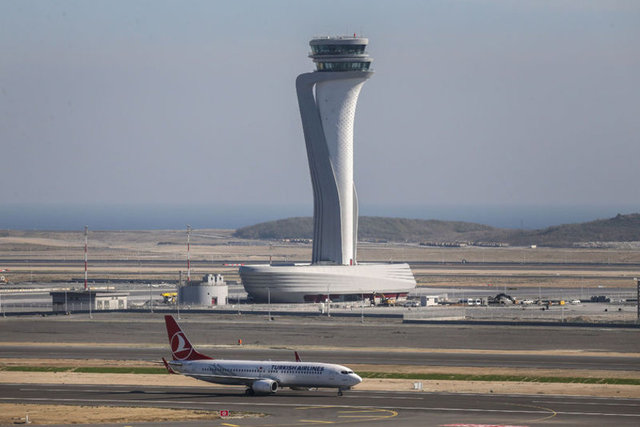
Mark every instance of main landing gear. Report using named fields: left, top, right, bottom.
left=337, top=389, right=344, bottom=396
left=245, top=388, right=255, bottom=396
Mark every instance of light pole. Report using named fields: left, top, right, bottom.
left=176, top=290, right=181, bottom=320
left=267, top=287, right=271, bottom=321
left=635, top=278, right=640, bottom=323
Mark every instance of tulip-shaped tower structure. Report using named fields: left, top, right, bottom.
left=239, top=37, right=416, bottom=303
left=297, top=36, right=372, bottom=266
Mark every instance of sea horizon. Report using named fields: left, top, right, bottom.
left=1, top=203, right=639, bottom=232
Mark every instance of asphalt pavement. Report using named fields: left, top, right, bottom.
left=2, top=383, right=639, bottom=426
left=2, top=344, right=639, bottom=372
left=1, top=313, right=639, bottom=353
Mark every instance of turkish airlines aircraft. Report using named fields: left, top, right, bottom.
left=162, top=315, right=362, bottom=395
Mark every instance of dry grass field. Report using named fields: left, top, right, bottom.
left=1, top=229, right=639, bottom=288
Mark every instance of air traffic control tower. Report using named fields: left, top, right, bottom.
left=297, top=36, right=372, bottom=266
left=240, top=37, right=416, bottom=303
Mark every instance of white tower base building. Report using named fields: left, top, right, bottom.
left=241, top=263, right=415, bottom=303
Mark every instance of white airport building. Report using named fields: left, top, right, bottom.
left=240, top=36, right=416, bottom=303
left=179, top=274, right=228, bottom=306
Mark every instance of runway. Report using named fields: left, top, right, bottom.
left=2, top=314, right=639, bottom=352
left=3, top=344, right=640, bottom=372
left=2, top=383, right=639, bottom=426
left=2, top=314, right=639, bottom=425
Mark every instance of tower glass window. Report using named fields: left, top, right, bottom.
left=316, top=62, right=371, bottom=72
left=311, top=44, right=366, bottom=55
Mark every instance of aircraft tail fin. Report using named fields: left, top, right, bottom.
left=164, top=315, right=213, bottom=361
left=294, top=351, right=302, bottom=362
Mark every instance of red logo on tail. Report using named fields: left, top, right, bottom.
left=164, top=315, right=213, bottom=361
left=170, top=331, right=193, bottom=360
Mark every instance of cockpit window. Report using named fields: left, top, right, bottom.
left=341, top=371, right=348, bottom=374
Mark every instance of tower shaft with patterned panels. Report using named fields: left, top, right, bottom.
left=296, top=36, right=373, bottom=266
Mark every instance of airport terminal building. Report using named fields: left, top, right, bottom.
left=240, top=36, right=416, bottom=303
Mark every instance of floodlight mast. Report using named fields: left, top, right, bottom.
left=186, top=225, right=192, bottom=282
left=84, top=225, right=88, bottom=291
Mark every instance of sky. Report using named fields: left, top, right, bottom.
left=1, top=1, right=640, bottom=228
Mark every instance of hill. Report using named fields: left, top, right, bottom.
left=233, top=216, right=505, bottom=243
left=233, top=213, right=640, bottom=247
left=505, top=213, right=640, bottom=247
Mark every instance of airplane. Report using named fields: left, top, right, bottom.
left=161, top=315, right=362, bottom=396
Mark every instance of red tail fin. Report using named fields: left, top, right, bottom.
left=164, top=315, right=212, bottom=361
left=294, top=351, right=302, bottom=362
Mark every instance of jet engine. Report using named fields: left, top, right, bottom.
left=251, top=379, right=278, bottom=394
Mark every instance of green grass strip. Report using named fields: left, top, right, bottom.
left=357, top=371, right=640, bottom=386
left=2, top=366, right=72, bottom=373
left=1, top=366, right=166, bottom=375
left=2, top=366, right=639, bottom=386
left=75, top=367, right=166, bottom=374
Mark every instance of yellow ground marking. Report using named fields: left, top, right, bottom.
left=337, top=408, right=398, bottom=420
left=296, top=406, right=336, bottom=410
left=295, top=406, right=398, bottom=424
left=506, top=402, right=557, bottom=423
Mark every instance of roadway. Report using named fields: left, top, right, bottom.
left=2, top=383, right=639, bottom=426
left=3, top=258, right=640, bottom=269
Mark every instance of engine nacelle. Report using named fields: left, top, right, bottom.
left=251, top=379, right=278, bottom=394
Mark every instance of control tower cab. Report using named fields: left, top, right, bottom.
left=309, top=37, right=373, bottom=72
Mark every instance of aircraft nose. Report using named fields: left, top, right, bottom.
left=351, top=373, right=362, bottom=385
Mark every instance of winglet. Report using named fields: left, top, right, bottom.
left=162, top=357, right=176, bottom=374
left=164, top=315, right=213, bottom=361
left=294, top=351, right=302, bottom=362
